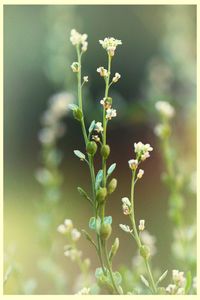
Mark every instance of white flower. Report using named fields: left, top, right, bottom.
left=57, top=224, right=67, bottom=234
left=172, top=270, right=186, bottom=287
left=121, top=197, right=131, bottom=206
left=49, top=92, right=74, bottom=119
left=106, top=108, right=117, bottom=120
left=81, top=41, right=88, bottom=52
left=92, top=135, right=100, bottom=142
left=71, top=62, right=80, bottom=72
left=76, top=287, right=90, bottom=295
left=154, top=124, right=166, bottom=137
left=83, top=76, right=88, bottom=82
left=155, top=101, right=175, bottom=118
left=64, top=219, right=73, bottom=231
left=121, top=198, right=131, bottom=215
left=134, top=142, right=153, bottom=161
left=119, top=224, right=132, bottom=233
left=100, top=98, right=112, bottom=109
left=70, top=29, right=88, bottom=48
left=166, top=284, right=176, bottom=294
left=97, top=67, right=108, bottom=77
left=112, top=72, right=121, bottom=83
left=38, top=128, right=55, bottom=145
left=94, top=122, right=103, bottom=133
left=71, top=228, right=81, bottom=241
left=128, top=159, right=138, bottom=170
left=138, top=220, right=145, bottom=231
left=99, top=37, right=122, bottom=56
left=64, top=248, right=82, bottom=261
left=137, top=169, right=144, bottom=179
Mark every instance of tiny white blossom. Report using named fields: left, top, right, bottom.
left=64, top=248, right=82, bottom=261
left=64, top=219, right=73, bottom=231
left=92, top=135, right=100, bottom=142
left=100, top=98, right=112, bottom=109
left=99, top=37, right=122, bottom=56
left=106, top=108, right=117, bottom=120
left=57, top=224, right=67, bottom=234
left=97, top=67, right=108, bottom=77
left=83, top=76, right=88, bottom=82
left=121, top=197, right=131, bottom=206
left=71, top=62, right=80, bottom=73
left=76, top=287, right=90, bottom=295
left=81, top=41, right=88, bottom=52
left=137, top=169, right=144, bottom=179
left=138, top=219, right=145, bottom=231
left=70, top=29, right=88, bottom=48
left=166, top=284, right=176, bottom=294
left=119, top=224, right=132, bottom=233
left=155, top=101, right=175, bottom=118
left=94, top=122, right=103, bottom=133
left=128, top=159, right=138, bottom=170
left=112, top=72, right=121, bottom=83
left=71, top=228, right=81, bottom=241
left=172, top=270, right=186, bottom=287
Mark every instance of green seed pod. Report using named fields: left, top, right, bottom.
left=107, top=178, right=117, bottom=194
left=86, top=141, right=97, bottom=156
left=109, top=237, right=119, bottom=261
left=140, top=245, right=150, bottom=260
left=101, top=145, right=110, bottom=160
left=96, top=187, right=107, bottom=203
left=100, top=223, right=112, bottom=240
left=73, top=108, right=83, bottom=121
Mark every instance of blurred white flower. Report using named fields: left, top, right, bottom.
left=166, top=284, right=176, bottom=294
left=71, top=228, right=81, bottom=241
left=97, top=67, right=108, bottom=77
left=38, top=128, right=55, bottom=145
left=128, top=159, right=138, bottom=170
left=172, top=270, right=186, bottom=287
left=140, top=230, right=157, bottom=256
left=76, top=287, right=90, bottom=295
left=155, top=101, right=175, bottom=118
left=57, top=224, right=67, bottom=234
left=119, top=224, right=132, bottom=233
left=83, top=76, right=88, bottom=82
left=137, top=169, right=144, bottom=179
left=70, top=29, right=88, bottom=47
left=112, top=72, right=121, bottom=83
left=71, top=62, right=80, bottom=72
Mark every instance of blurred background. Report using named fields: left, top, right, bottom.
left=4, top=5, right=196, bottom=294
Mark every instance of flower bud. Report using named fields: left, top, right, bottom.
left=100, top=223, right=112, bottom=240
left=107, top=178, right=117, bottom=194
left=109, top=237, right=119, bottom=260
left=86, top=141, right=97, bottom=156
left=73, top=108, right=83, bottom=121
left=140, top=245, right=150, bottom=260
left=101, top=145, right=110, bottom=160
left=96, top=187, right=107, bottom=203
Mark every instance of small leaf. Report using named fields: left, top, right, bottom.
left=73, top=150, right=85, bottom=160
left=113, top=272, right=122, bottom=285
left=95, top=267, right=104, bottom=279
left=95, top=169, right=103, bottom=190
left=185, top=271, right=192, bottom=294
left=156, top=270, right=168, bottom=286
left=89, top=120, right=96, bottom=133
left=89, top=217, right=101, bottom=233
left=77, top=187, right=93, bottom=206
left=107, top=163, right=116, bottom=178
left=68, top=103, right=78, bottom=111
left=140, top=275, right=150, bottom=288
left=82, top=229, right=97, bottom=250
left=104, top=216, right=112, bottom=225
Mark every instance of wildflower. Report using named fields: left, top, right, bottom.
left=137, top=169, right=144, bottom=179
left=100, top=97, right=112, bottom=109
left=83, top=76, right=88, bottom=82
left=81, top=41, right=88, bottom=52
left=128, top=159, right=138, bottom=170
left=97, top=67, right=108, bottom=77
left=92, top=135, right=100, bottom=142
left=121, top=197, right=131, bottom=207
left=106, top=108, right=117, bottom=120
left=94, top=122, right=103, bottom=133
left=121, top=197, right=131, bottom=216
left=64, top=219, right=73, bottom=230
left=138, top=220, right=145, bottom=231
left=70, top=29, right=88, bottom=49
left=155, top=101, right=175, bottom=118
left=112, top=72, right=121, bottom=83
left=119, top=224, right=132, bottom=233
left=57, top=224, right=67, bottom=234
left=177, top=288, right=184, bottom=295
left=172, top=270, right=186, bottom=287
left=64, top=248, right=82, bottom=261
left=76, top=287, right=90, bottom=295
left=134, top=142, right=153, bottom=161
left=71, top=228, right=81, bottom=241
left=99, top=37, right=122, bottom=56
left=71, top=62, right=80, bottom=73
left=166, top=284, right=176, bottom=294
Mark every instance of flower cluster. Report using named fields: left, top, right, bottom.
left=76, top=287, right=90, bottom=295
left=155, top=101, right=175, bottom=119
left=38, top=92, right=73, bottom=145
left=99, top=37, right=122, bottom=56
left=166, top=270, right=186, bottom=295
left=70, top=29, right=88, bottom=52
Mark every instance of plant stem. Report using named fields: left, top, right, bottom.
left=129, top=170, right=157, bottom=294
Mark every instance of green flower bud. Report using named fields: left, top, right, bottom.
left=107, top=178, right=117, bottom=194
left=100, top=223, right=112, bottom=240
left=96, top=187, right=107, bottom=203
left=73, top=108, right=83, bottom=121
left=86, top=141, right=97, bottom=156
left=109, top=237, right=119, bottom=260
left=101, top=145, right=110, bottom=160
left=140, top=245, right=150, bottom=260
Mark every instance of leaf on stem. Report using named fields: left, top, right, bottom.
left=82, top=229, right=97, bottom=250
left=104, top=216, right=112, bottom=225
left=140, top=275, right=150, bottom=288
left=68, top=103, right=78, bottom=111
left=89, top=120, right=96, bottom=133
left=107, top=163, right=116, bottom=178
left=73, top=150, right=85, bottom=160
left=95, top=169, right=103, bottom=190
left=77, top=187, right=93, bottom=206
left=185, top=271, right=192, bottom=294
left=156, top=270, right=168, bottom=286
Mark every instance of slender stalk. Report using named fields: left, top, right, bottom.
left=129, top=170, right=157, bottom=294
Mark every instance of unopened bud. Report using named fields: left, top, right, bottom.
left=109, top=237, right=119, bottom=260
left=73, top=108, right=83, bottom=121
left=96, top=187, right=107, bottom=203
left=100, top=223, right=112, bottom=240
left=86, top=141, right=97, bottom=156
left=101, top=145, right=110, bottom=160
left=107, top=178, right=117, bottom=194
left=140, top=245, right=150, bottom=260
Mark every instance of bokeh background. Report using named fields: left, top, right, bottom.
left=4, top=5, right=196, bottom=294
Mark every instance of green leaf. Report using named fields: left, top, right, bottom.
left=68, top=103, right=78, bottom=111
left=73, top=150, right=85, bottom=160
left=77, top=187, right=93, bottom=206
left=82, top=229, right=97, bottom=250
left=185, top=271, right=192, bottom=294
left=113, top=272, right=122, bottom=285
left=107, top=163, right=116, bottom=178
left=89, top=217, right=101, bottom=233
left=104, top=216, right=112, bottom=225
left=95, top=169, right=103, bottom=190
left=140, top=275, right=150, bottom=288
left=89, top=120, right=96, bottom=133
left=156, top=270, right=168, bottom=286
